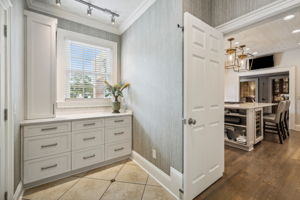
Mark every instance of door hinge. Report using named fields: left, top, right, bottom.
left=4, top=108, right=8, bottom=121
left=179, top=189, right=184, bottom=200
left=177, top=24, right=184, bottom=32
left=3, top=25, right=7, bottom=38
left=4, top=191, right=8, bottom=200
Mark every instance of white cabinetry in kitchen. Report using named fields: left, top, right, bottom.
left=21, top=113, right=132, bottom=185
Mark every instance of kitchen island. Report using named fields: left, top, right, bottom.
left=224, top=103, right=276, bottom=151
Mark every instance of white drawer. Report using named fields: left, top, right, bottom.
left=72, top=128, right=104, bottom=150
left=72, top=146, right=104, bottom=170
left=24, top=152, right=71, bottom=184
left=24, top=133, right=71, bottom=161
left=105, top=141, right=131, bottom=160
left=72, top=119, right=104, bottom=131
left=23, top=122, right=71, bottom=138
left=105, top=116, right=131, bottom=127
left=105, top=126, right=131, bottom=143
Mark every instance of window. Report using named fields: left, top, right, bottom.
left=57, top=29, right=117, bottom=107
left=65, top=40, right=112, bottom=99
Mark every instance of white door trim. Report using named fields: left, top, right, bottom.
left=216, top=0, right=300, bottom=34
left=238, top=66, right=296, bottom=130
left=0, top=0, right=13, bottom=199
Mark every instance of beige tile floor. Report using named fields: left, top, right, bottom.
left=22, top=160, right=176, bottom=200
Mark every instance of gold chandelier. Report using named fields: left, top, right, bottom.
left=225, top=38, right=254, bottom=72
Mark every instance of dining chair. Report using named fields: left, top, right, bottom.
left=283, top=100, right=290, bottom=137
left=263, top=101, right=286, bottom=144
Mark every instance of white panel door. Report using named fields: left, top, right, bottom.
left=25, top=11, right=57, bottom=119
left=183, top=12, right=224, bottom=200
left=0, top=7, right=6, bottom=200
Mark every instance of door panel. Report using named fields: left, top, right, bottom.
left=184, top=12, right=224, bottom=200
left=0, top=7, right=6, bottom=200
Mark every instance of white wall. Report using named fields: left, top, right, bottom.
left=224, top=48, right=300, bottom=128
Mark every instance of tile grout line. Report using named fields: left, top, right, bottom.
left=98, top=163, right=127, bottom=200
left=140, top=175, right=149, bottom=200
left=56, top=177, right=82, bottom=200
left=83, top=176, right=148, bottom=186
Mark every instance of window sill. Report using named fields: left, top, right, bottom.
left=56, top=98, right=111, bottom=109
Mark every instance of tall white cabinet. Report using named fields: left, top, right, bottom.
left=25, top=11, right=57, bottom=119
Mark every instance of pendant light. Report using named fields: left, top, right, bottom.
left=225, top=38, right=254, bottom=72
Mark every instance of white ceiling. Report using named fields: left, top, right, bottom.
left=28, top=0, right=156, bottom=34
left=225, top=7, right=300, bottom=57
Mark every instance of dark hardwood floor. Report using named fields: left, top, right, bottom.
left=195, top=131, right=300, bottom=200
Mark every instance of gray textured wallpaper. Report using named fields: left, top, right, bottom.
left=183, top=0, right=212, bottom=25
left=121, top=0, right=183, bottom=174
left=211, top=0, right=276, bottom=26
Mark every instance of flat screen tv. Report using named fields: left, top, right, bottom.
left=250, top=55, right=274, bottom=70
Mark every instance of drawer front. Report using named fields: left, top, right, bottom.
left=24, top=153, right=71, bottom=184
left=105, top=116, right=131, bottom=127
left=72, top=146, right=104, bottom=170
left=24, top=133, right=71, bottom=161
left=105, top=141, right=131, bottom=161
left=23, top=122, right=71, bottom=138
left=72, top=119, right=104, bottom=131
left=105, top=126, right=131, bottom=143
left=72, top=129, right=104, bottom=150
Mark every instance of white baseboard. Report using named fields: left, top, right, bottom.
left=130, top=151, right=183, bottom=199
left=294, top=124, right=300, bottom=131
left=12, top=181, right=23, bottom=200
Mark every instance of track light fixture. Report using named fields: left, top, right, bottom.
left=65, top=0, right=120, bottom=23
left=87, top=5, right=92, bottom=16
left=56, top=0, right=61, bottom=6
left=111, top=15, right=116, bottom=25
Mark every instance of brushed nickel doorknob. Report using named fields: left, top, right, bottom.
left=188, top=118, right=196, bottom=125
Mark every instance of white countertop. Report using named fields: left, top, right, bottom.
left=224, top=103, right=277, bottom=110
left=21, top=111, right=133, bottom=126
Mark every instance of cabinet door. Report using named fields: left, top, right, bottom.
left=25, top=11, right=57, bottom=119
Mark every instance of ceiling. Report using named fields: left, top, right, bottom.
left=28, top=0, right=155, bottom=34
left=225, top=7, right=300, bottom=57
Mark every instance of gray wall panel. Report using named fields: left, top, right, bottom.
left=212, top=0, right=277, bottom=26
left=183, top=0, right=212, bottom=25
left=121, top=0, right=183, bottom=174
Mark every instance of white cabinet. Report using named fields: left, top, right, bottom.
left=22, top=114, right=132, bottom=185
left=25, top=11, right=57, bottom=119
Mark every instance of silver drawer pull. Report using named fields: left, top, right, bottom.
left=114, top=120, right=124, bottom=123
left=83, top=154, right=96, bottom=160
left=83, top=137, right=96, bottom=141
left=41, top=143, right=58, bottom=148
left=114, top=147, right=124, bottom=152
left=41, top=127, right=57, bottom=131
left=83, top=123, right=96, bottom=127
left=114, top=132, right=124, bottom=136
left=41, top=164, right=58, bottom=171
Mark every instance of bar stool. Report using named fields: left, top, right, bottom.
left=263, top=101, right=286, bottom=144
left=284, top=100, right=290, bottom=137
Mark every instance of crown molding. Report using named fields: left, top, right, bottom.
left=119, top=0, right=156, bottom=34
left=216, top=0, right=300, bottom=34
left=0, top=0, right=12, bottom=9
left=26, top=0, right=121, bottom=35
left=26, top=0, right=156, bottom=35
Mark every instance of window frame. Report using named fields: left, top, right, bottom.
left=56, top=29, right=118, bottom=108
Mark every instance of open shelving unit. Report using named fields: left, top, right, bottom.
left=224, top=107, right=263, bottom=151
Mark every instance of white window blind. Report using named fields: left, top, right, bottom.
left=64, top=40, right=112, bottom=99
